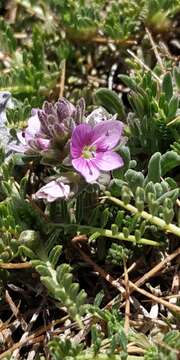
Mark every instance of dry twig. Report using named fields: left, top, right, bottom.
left=123, top=258, right=130, bottom=334
left=0, top=262, right=32, bottom=269
left=59, top=60, right=66, bottom=98
left=5, top=290, right=27, bottom=331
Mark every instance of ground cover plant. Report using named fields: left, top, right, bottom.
left=0, top=0, right=180, bottom=359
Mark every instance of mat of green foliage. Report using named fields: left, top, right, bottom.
left=0, top=1, right=180, bottom=359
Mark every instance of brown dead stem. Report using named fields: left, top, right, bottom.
left=123, top=258, right=130, bottom=334
left=75, top=244, right=180, bottom=314
left=146, top=27, right=165, bottom=72
left=120, top=247, right=180, bottom=308
left=75, top=243, right=125, bottom=294
left=5, top=290, right=27, bottom=331
left=125, top=280, right=180, bottom=314
left=59, top=59, right=66, bottom=98
left=0, top=262, right=32, bottom=269
left=0, top=316, right=68, bottom=359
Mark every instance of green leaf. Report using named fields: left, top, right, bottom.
left=119, top=75, right=139, bottom=92
left=157, top=189, right=179, bottom=204
left=95, top=88, right=125, bottom=118
left=69, top=283, right=80, bottom=299
left=125, top=169, right=144, bottom=193
left=165, top=177, right=177, bottom=189
left=109, top=178, right=126, bottom=196
left=48, top=245, right=63, bottom=268
left=94, top=290, right=104, bottom=307
left=41, top=276, right=57, bottom=296
left=36, top=265, right=52, bottom=277
left=173, top=66, right=180, bottom=90
left=145, top=152, right=161, bottom=184
left=162, top=72, right=173, bottom=101
left=117, top=327, right=128, bottom=352
left=168, top=95, right=179, bottom=119
left=161, top=151, right=180, bottom=176
left=19, top=245, right=36, bottom=259
left=128, top=92, right=145, bottom=118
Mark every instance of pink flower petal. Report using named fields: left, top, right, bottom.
left=91, top=120, right=123, bottom=150
left=36, top=138, right=50, bottom=150
left=27, top=113, right=41, bottom=135
left=94, top=151, right=124, bottom=171
left=72, top=157, right=100, bottom=183
left=71, top=124, right=93, bottom=158
left=9, top=143, right=27, bottom=153
left=34, top=180, right=70, bottom=202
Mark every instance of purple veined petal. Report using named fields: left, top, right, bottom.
left=34, top=180, right=70, bottom=202
left=74, top=97, right=85, bottom=124
left=54, top=123, right=66, bottom=136
left=56, top=179, right=71, bottom=198
left=43, top=101, right=54, bottom=115
left=9, top=142, right=28, bottom=153
left=37, top=110, right=50, bottom=136
left=94, top=150, right=124, bottom=171
left=91, top=120, right=124, bottom=150
left=27, top=113, right=41, bottom=136
left=47, top=114, right=56, bottom=125
left=56, top=97, right=76, bottom=121
left=72, top=157, right=100, bottom=183
left=47, top=124, right=56, bottom=137
left=71, top=123, right=93, bottom=159
left=63, top=118, right=76, bottom=132
left=36, top=138, right=50, bottom=150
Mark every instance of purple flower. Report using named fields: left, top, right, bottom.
left=10, top=111, right=50, bottom=154
left=10, top=98, right=76, bottom=156
left=38, top=98, right=76, bottom=141
left=34, top=179, right=70, bottom=202
left=55, top=98, right=75, bottom=121
left=70, top=119, right=124, bottom=183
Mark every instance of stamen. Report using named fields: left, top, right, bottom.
left=82, top=145, right=96, bottom=159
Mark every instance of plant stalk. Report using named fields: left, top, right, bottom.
left=52, top=223, right=160, bottom=246
left=104, top=196, right=180, bottom=238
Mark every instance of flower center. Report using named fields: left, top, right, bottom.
left=82, top=145, right=96, bottom=159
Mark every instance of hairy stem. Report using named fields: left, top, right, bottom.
left=104, top=196, right=180, bottom=238
left=52, top=223, right=160, bottom=246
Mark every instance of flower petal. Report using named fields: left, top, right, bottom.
left=17, top=131, right=26, bottom=145
left=56, top=97, right=75, bottom=121
left=72, top=157, right=100, bottom=183
left=34, top=180, right=70, bottom=202
left=27, top=113, right=41, bottom=135
left=94, top=151, right=124, bottom=171
left=9, top=143, right=27, bottom=153
left=36, top=138, right=50, bottom=150
left=91, top=119, right=123, bottom=150
left=71, top=123, right=93, bottom=158
left=86, top=107, right=110, bottom=126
